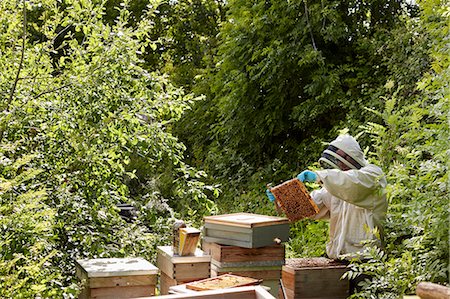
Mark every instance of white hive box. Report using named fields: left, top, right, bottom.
left=203, top=213, right=290, bottom=248
left=157, top=246, right=211, bottom=295
left=76, top=257, right=158, bottom=299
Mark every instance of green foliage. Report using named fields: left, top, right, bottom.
left=0, top=0, right=217, bottom=296
left=154, top=0, right=224, bottom=86
left=1, top=0, right=448, bottom=297
left=0, top=153, right=71, bottom=298
left=193, top=0, right=412, bottom=164
left=344, top=2, right=449, bottom=296
left=119, top=0, right=226, bottom=89
left=174, top=0, right=430, bottom=263
left=174, top=0, right=427, bottom=202
left=287, top=220, right=329, bottom=258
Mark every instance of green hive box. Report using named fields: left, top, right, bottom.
left=203, top=213, right=290, bottom=248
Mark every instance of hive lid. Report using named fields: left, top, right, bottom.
left=157, top=246, right=211, bottom=263
left=283, top=257, right=347, bottom=270
left=204, top=213, right=289, bottom=228
left=76, top=257, right=159, bottom=277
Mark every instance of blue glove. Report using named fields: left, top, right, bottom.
left=297, top=170, right=317, bottom=183
left=266, top=189, right=276, bottom=202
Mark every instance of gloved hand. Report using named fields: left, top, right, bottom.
left=297, top=170, right=317, bottom=183
left=266, top=189, right=276, bottom=202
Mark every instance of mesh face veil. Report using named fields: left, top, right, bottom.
left=319, top=144, right=363, bottom=170
left=319, top=153, right=341, bottom=169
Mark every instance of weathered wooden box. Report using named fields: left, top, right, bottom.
left=202, top=242, right=284, bottom=297
left=75, top=257, right=158, bottom=299
left=281, top=258, right=349, bottom=299
left=202, top=242, right=285, bottom=264
left=157, top=246, right=211, bottom=295
left=211, top=261, right=282, bottom=280
left=203, top=213, right=290, bottom=248
left=179, top=227, right=201, bottom=256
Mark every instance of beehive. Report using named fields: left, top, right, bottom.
left=157, top=246, right=211, bottom=295
left=75, top=258, right=158, bottom=299
left=202, top=242, right=285, bottom=265
left=203, top=213, right=290, bottom=248
left=270, top=179, right=319, bottom=222
left=202, top=242, right=284, bottom=297
left=281, top=258, right=349, bottom=299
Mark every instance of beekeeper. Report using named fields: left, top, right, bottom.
left=267, top=134, right=387, bottom=260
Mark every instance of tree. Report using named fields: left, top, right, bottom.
left=174, top=0, right=426, bottom=213
left=345, top=0, right=449, bottom=296
left=0, top=0, right=216, bottom=296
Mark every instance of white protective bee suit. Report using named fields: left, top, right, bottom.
left=311, top=135, right=387, bottom=260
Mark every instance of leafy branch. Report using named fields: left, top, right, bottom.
left=8, top=0, right=27, bottom=108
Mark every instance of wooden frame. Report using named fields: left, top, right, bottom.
left=185, top=274, right=261, bottom=291
left=179, top=227, right=201, bottom=256
left=270, top=179, right=319, bottom=222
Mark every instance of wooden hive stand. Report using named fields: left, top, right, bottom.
left=75, top=257, right=158, bottom=299
left=157, top=246, right=211, bottom=295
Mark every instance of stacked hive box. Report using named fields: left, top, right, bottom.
left=156, top=246, right=211, bottom=295
left=202, top=213, right=290, bottom=297
left=281, top=258, right=349, bottom=299
left=75, top=257, right=159, bottom=299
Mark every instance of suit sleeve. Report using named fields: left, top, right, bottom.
left=315, top=165, right=386, bottom=210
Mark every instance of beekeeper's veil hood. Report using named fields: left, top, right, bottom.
left=319, top=134, right=368, bottom=170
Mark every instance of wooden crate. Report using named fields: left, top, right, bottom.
left=281, top=258, right=349, bottom=299
left=202, top=242, right=285, bottom=264
left=211, top=262, right=282, bottom=280
left=157, top=246, right=211, bottom=295
left=75, top=257, right=158, bottom=299
left=203, top=213, right=289, bottom=248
